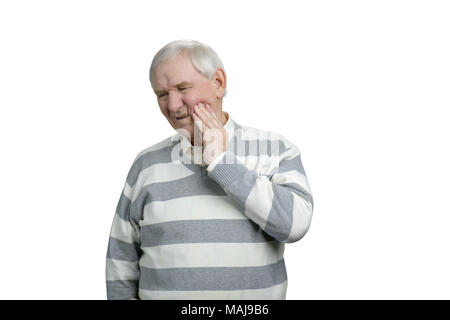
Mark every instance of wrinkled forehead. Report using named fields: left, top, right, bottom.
left=153, top=53, right=205, bottom=90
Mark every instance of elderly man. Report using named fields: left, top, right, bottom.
left=105, top=39, right=314, bottom=300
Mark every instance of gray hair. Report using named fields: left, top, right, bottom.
left=149, top=39, right=227, bottom=97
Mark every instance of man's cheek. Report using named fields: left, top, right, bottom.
left=184, top=96, right=199, bottom=115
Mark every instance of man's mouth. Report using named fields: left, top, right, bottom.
left=176, top=115, right=190, bottom=120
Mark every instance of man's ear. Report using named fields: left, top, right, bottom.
left=213, top=68, right=226, bottom=99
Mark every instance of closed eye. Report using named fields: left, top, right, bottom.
left=157, top=87, right=190, bottom=99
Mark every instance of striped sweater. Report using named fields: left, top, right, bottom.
left=105, top=112, right=314, bottom=300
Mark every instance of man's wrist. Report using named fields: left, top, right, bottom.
left=207, top=151, right=248, bottom=189
left=206, top=150, right=227, bottom=172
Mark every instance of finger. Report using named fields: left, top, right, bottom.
left=194, top=103, right=215, bottom=128
left=193, top=103, right=212, bottom=128
left=204, top=104, right=222, bottom=127
left=192, top=112, right=204, bottom=132
left=192, top=113, right=204, bottom=146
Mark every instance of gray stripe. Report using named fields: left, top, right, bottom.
left=207, top=154, right=250, bottom=187
left=107, top=237, right=141, bottom=261
left=265, top=184, right=294, bottom=242
left=115, top=192, right=131, bottom=221
left=207, top=149, right=258, bottom=211
left=141, top=219, right=275, bottom=247
left=220, top=164, right=257, bottom=213
left=277, top=155, right=306, bottom=175
left=106, top=280, right=139, bottom=300
left=130, top=174, right=226, bottom=222
left=283, top=182, right=314, bottom=209
left=126, top=145, right=175, bottom=187
left=139, top=259, right=287, bottom=291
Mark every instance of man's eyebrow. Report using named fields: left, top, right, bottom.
left=176, top=81, right=192, bottom=87
left=154, top=82, right=193, bottom=95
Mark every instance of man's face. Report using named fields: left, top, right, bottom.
left=152, top=51, right=225, bottom=142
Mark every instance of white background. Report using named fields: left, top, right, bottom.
left=1, top=0, right=449, bottom=299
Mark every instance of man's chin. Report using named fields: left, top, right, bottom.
left=174, top=125, right=193, bottom=139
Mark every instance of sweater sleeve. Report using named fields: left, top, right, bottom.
left=105, top=170, right=142, bottom=300
left=206, top=138, right=313, bottom=243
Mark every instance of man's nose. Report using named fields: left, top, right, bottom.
left=167, top=91, right=184, bottom=113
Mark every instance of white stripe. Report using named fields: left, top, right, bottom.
left=228, top=138, right=283, bottom=158
left=233, top=154, right=279, bottom=175
left=139, top=241, right=284, bottom=268
left=238, top=128, right=298, bottom=156
left=239, top=127, right=282, bottom=141
left=271, top=169, right=311, bottom=193
left=141, top=195, right=247, bottom=226
left=280, top=145, right=301, bottom=161
left=138, top=280, right=287, bottom=300
left=245, top=177, right=274, bottom=229
left=286, top=194, right=313, bottom=243
left=123, top=182, right=132, bottom=200
left=135, top=136, right=174, bottom=160
left=110, top=214, right=139, bottom=244
left=106, top=258, right=140, bottom=281
left=130, top=162, right=195, bottom=202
